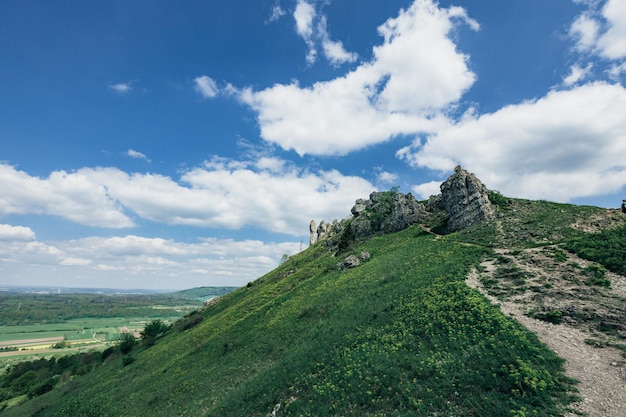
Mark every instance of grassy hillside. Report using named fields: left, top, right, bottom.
left=2, top=217, right=587, bottom=417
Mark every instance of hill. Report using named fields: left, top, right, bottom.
left=2, top=168, right=625, bottom=417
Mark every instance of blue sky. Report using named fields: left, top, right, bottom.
left=1, top=0, right=626, bottom=290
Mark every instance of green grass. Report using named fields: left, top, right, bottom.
left=566, top=224, right=626, bottom=276
left=3, top=226, right=579, bottom=417
left=0, top=293, right=204, bottom=326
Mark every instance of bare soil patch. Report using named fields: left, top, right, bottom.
left=467, top=247, right=626, bottom=417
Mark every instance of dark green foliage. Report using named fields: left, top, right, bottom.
left=173, top=310, right=203, bottom=332
left=566, top=225, right=626, bottom=276
left=336, top=219, right=355, bottom=253
left=583, top=264, right=611, bottom=288
left=117, top=333, right=137, bottom=354
left=0, top=353, right=103, bottom=404
left=529, top=309, right=564, bottom=324
left=0, top=293, right=201, bottom=326
left=488, top=190, right=510, bottom=207
left=121, top=356, right=136, bottom=367
left=141, top=319, right=170, bottom=345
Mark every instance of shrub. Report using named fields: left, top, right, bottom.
left=122, top=356, right=136, bottom=367
left=141, top=319, right=170, bottom=345
left=529, top=309, right=563, bottom=324
left=117, top=333, right=137, bottom=354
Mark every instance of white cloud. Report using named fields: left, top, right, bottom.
left=411, top=181, right=441, bottom=200
left=127, top=149, right=151, bottom=162
left=318, top=16, right=358, bottom=66
left=268, top=1, right=287, bottom=23
left=596, top=0, right=626, bottom=59
left=294, top=0, right=317, bottom=64
left=237, top=0, right=477, bottom=156
left=194, top=75, right=219, bottom=98
left=294, top=0, right=315, bottom=39
left=109, top=81, right=134, bottom=93
left=399, top=82, right=626, bottom=202
left=563, top=63, right=593, bottom=86
left=570, top=13, right=600, bottom=53
left=376, top=170, right=398, bottom=184
left=0, top=233, right=302, bottom=288
left=0, top=157, right=374, bottom=235
left=0, top=224, right=36, bottom=241
left=291, top=0, right=358, bottom=66
left=0, top=164, right=135, bottom=228
left=608, top=61, right=626, bottom=78
left=570, top=0, right=626, bottom=60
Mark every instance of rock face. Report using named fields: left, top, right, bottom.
left=350, top=191, right=428, bottom=239
left=309, top=220, right=317, bottom=245
left=440, top=166, right=495, bottom=232
left=317, top=220, right=331, bottom=241
left=308, top=166, right=496, bottom=244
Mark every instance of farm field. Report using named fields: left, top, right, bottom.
left=0, top=287, right=236, bottom=364
left=0, top=316, right=182, bottom=364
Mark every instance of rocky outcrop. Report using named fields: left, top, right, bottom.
left=350, top=191, right=429, bottom=239
left=317, top=220, right=332, bottom=241
left=309, top=220, right=317, bottom=245
left=440, top=166, right=494, bottom=232
left=337, top=251, right=370, bottom=271
left=308, top=166, right=496, bottom=245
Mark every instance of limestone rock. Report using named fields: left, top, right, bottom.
left=350, top=191, right=428, bottom=239
left=317, top=220, right=331, bottom=241
left=337, top=255, right=361, bottom=271
left=309, top=220, right=317, bottom=245
left=440, top=166, right=494, bottom=232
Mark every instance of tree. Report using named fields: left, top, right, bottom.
left=117, top=333, right=137, bottom=354
left=140, top=319, right=169, bottom=346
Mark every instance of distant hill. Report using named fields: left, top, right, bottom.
left=3, top=168, right=625, bottom=417
left=170, top=286, right=238, bottom=302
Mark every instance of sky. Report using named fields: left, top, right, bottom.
left=1, top=0, right=626, bottom=290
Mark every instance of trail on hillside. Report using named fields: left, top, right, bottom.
left=466, top=248, right=626, bottom=417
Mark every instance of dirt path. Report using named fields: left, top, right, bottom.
left=466, top=252, right=626, bottom=417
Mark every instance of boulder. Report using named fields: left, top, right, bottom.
left=337, top=255, right=361, bottom=271
left=440, top=166, right=495, bottom=232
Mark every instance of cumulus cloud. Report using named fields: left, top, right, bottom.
left=399, top=82, right=626, bottom=202
left=376, top=170, right=398, bottom=185
left=236, top=0, right=477, bottom=156
left=0, top=233, right=301, bottom=288
left=294, top=0, right=317, bottom=64
left=0, top=164, right=135, bottom=228
left=0, top=157, right=374, bottom=235
left=0, top=224, right=36, bottom=241
left=596, top=0, right=626, bottom=59
left=563, top=63, right=593, bottom=86
left=194, top=75, right=219, bottom=98
left=570, top=0, right=626, bottom=60
left=318, top=16, right=358, bottom=66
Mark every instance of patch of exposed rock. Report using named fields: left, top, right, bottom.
left=440, top=166, right=495, bottom=232
left=337, top=251, right=370, bottom=271
left=350, top=191, right=429, bottom=239
left=309, top=166, right=496, bottom=246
